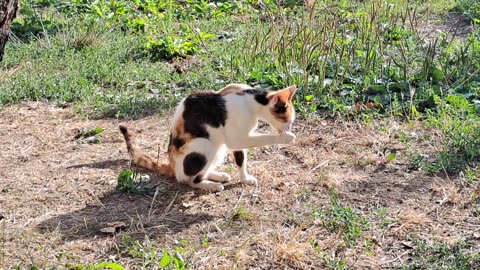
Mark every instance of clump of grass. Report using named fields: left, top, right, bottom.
left=233, top=207, right=256, bottom=222
left=119, top=236, right=188, bottom=270
left=396, top=238, right=480, bottom=269
left=322, top=254, right=348, bottom=270
left=273, top=231, right=312, bottom=268
left=456, top=0, right=480, bottom=21
left=461, top=166, right=480, bottom=185
left=312, top=188, right=369, bottom=246
left=427, top=94, right=480, bottom=173
left=116, top=169, right=156, bottom=194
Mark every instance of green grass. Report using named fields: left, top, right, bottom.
left=13, top=237, right=190, bottom=270
left=3, top=0, right=480, bottom=120
left=119, top=236, right=189, bottom=270
left=426, top=94, right=480, bottom=173
left=312, top=188, right=369, bottom=246
left=396, top=238, right=480, bottom=269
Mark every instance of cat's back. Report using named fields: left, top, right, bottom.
left=170, top=91, right=227, bottom=139
left=170, top=86, right=263, bottom=140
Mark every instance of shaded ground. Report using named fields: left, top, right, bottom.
left=0, top=103, right=479, bottom=269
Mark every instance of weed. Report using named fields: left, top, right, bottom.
left=375, top=208, right=393, bottom=229
left=201, top=235, right=209, bottom=248
left=145, top=23, right=215, bottom=61
left=120, top=236, right=188, bottom=270
left=233, top=207, right=256, bottom=222
left=322, top=253, right=349, bottom=270
left=73, top=127, right=104, bottom=144
left=82, top=127, right=104, bottom=137
left=116, top=169, right=136, bottom=192
left=427, top=94, right=480, bottom=173
left=456, top=0, right=480, bottom=21
left=396, top=238, right=480, bottom=269
left=116, top=169, right=156, bottom=194
left=363, top=238, right=375, bottom=255
left=312, top=188, right=369, bottom=246
left=461, top=166, right=480, bottom=185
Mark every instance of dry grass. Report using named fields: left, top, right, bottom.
left=0, top=102, right=479, bottom=269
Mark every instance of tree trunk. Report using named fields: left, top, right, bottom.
left=0, top=0, right=20, bottom=62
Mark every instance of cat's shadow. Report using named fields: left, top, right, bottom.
left=35, top=173, right=217, bottom=242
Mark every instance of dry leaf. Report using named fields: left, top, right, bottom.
left=107, top=221, right=126, bottom=228
left=182, top=201, right=196, bottom=208
left=99, top=221, right=126, bottom=234
left=401, top=241, right=415, bottom=249
left=99, top=227, right=116, bottom=234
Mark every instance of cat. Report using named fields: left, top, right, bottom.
left=119, top=83, right=297, bottom=192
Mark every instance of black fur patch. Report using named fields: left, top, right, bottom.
left=183, top=91, right=227, bottom=139
left=243, top=89, right=270, bottom=105
left=233, top=150, right=244, bottom=167
left=193, top=175, right=203, bottom=183
left=183, top=152, right=207, bottom=176
left=273, top=102, right=287, bottom=113
left=172, top=137, right=185, bottom=149
left=119, top=125, right=128, bottom=135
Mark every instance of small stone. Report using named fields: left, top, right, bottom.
left=84, top=136, right=100, bottom=144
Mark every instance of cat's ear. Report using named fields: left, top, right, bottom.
left=268, top=85, right=297, bottom=103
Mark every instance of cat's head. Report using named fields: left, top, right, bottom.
left=263, top=85, right=297, bottom=133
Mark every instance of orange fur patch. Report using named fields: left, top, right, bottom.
left=167, top=117, right=193, bottom=174
left=267, top=86, right=296, bottom=123
left=217, top=83, right=250, bottom=96
left=118, top=124, right=174, bottom=176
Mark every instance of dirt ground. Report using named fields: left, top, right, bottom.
left=0, top=102, right=479, bottom=269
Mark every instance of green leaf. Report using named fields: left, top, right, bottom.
left=174, top=252, right=185, bottom=270
left=159, top=251, right=172, bottom=267
left=117, top=170, right=135, bottom=191
left=386, top=150, right=397, bottom=161
left=95, top=262, right=125, bottom=270
left=305, top=95, right=313, bottom=102
left=83, top=127, right=104, bottom=137
left=428, top=67, right=444, bottom=83
left=199, top=32, right=215, bottom=39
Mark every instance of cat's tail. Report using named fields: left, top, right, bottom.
left=118, top=123, right=174, bottom=176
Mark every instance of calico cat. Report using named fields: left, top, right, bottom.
left=119, top=84, right=297, bottom=192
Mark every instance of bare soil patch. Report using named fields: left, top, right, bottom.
left=1, top=102, right=479, bottom=269
left=417, top=12, right=473, bottom=40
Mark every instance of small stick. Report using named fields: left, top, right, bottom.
left=160, top=192, right=178, bottom=220
left=148, top=186, right=160, bottom=219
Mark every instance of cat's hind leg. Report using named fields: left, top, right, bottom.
left=174, top=139, right=228, bottom=192
left=188, top=175, right=224, bottom=192
left=233, top=149, right=257, bottom=186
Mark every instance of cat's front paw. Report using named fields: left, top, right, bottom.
left=206, top=182, right=225, bottom=192
left=278, top=131, right=296, bottom=144
left=240, top=175, right=258, bottom=186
